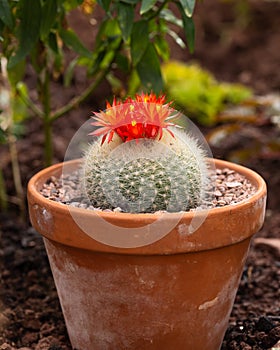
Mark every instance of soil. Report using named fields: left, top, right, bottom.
left=1, top=0, right=280, bottom=349
left=40, top=167, right=256, bottom=211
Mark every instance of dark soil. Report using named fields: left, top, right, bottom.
left=1, top=0, right=280, bottom=349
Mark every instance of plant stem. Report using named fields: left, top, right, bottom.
left=146, top=0, right=168, bottom=21
left=30, top=46, right=118, bottom=165
left=41, top=67, right=52, bottom=167
left=0, top=168, right=8, bottom=212
left=17, top=89, right=44, bottom=118
left=50, top=68, right=110, bottom=122
left=44, top=117, right=53, bottom=167
left=0, top=57, right=26, bottom=217
left=7, top=133, right=26, bottom=216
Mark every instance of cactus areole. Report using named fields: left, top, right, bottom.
left=83, top=93, right=210, bottom=213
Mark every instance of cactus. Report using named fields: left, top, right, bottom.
left=82, top=93, right=210, bottom=213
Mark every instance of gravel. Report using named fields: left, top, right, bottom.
left=40, top=167, right=256, bottom=212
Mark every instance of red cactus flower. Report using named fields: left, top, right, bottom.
left=90, top=93, right=176, bottom=144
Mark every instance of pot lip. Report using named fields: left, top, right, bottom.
left=28, top=158, right=267, bottom=254
left=28, top=158, right=267, bottom=221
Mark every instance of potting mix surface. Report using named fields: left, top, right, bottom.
left=40, top=167, right=256, bottom=211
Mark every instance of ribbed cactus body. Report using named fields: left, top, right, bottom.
left=82, top=127, right=209, bottom=213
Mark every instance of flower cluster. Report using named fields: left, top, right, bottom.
left=90, top=93, right=176, bottom=144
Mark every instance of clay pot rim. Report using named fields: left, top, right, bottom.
left=27, top=158, right=267, bottom=254
left=28, top=158, right=266, bottom=221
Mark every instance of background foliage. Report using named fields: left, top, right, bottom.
left=0, top=0, right=196, bottom=162
left=0, top=0, right=196, bottom=212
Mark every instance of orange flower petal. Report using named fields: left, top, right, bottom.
left=90, top=93, right=176, bottom=143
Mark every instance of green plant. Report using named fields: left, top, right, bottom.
left=162, top=60, right=252, bottom=126
left=0, top=0, right=197, bottom=166
left=0, top=57, right=28, bottom=214
left=0, top=0, right=197, bottom=213
left=83, top=93, right=210, bottom=213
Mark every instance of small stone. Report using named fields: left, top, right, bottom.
left=78, top=203, right=86, bottom=209
left=114, top=207, right=122, bottom=212
left=216, top=168, right=222, bottom=175
left=40, top=322, right=56, bottom=336
left=25, top=318, right=41, bottom=331
left=22, top=332, right=38, bottom=345
left=224, top=197, right=233, bottom=205
left=269, top=326, right=280, bottom=339
left=69, top=202, right=80, bottom=207
left=0, top=312, right=9, bottom=330
left=24, top=308, right=35, bottom=315
left=0, top=345, right=16, bottom=350
left=226, top=181, right=242, bottom=188
left=214, top=190, right=223, bottom=197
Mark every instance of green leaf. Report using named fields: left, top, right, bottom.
left=89, top=18, right=121, bottom=74
left=178, top=0, right=196, bottom=18
left=7, top=60, right=26, bottom=86
left=89, top=20, right=122, bottom=75
left=0, top=19, right=5, bottom=40
left=97, top=0, right=111, bottom=12
left=95, top=18, right=121, bottom=49
left=99, top=36, right=122, bottom=70
left=115, top=53, right=130, bottom=73
left=29, top=43, right=44, bottom=74
left=168, top=29, right=186, bottom=49
left=7, top=0, right=41, bottom=68
left=0, top=127, right=7, bottom=144
left=64, top=58, right=79, bottom=87
left=180, top=8, right=195, bottom=53
left=63, top=0, right=83, bottom=11
left=120, top=0, right=139, bottom=4
left=140, top=0, right=157, bottom=15
left=117, top=2, right=134, bottom=42
left=136, top=43, right=163, bottom=93
left=53, top=47, right=64, bottom=77
left=0, top=0, right=13, bottom=29
left=182, top=15, right=195, bottom=53
left=154, top=35, right=170, bottom=61
left=131, top=20, right=149, bottom=67
left=160, top=9, right=182, bottom=27
left=40, top=0, right=58, bottom=39
left=106, top=73, right=123, bottom=94
left=13, top=82, right=29, bottom=123
left=60, top=28, right=92, bottom=58
left=48, top=32, right=59, bottom=54
left=89, top=50, right=107, bottom=75
left=127, top=68, right=141, bottom=95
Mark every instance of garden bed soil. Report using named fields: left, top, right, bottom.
left=1, top=0, right=280, bottom=349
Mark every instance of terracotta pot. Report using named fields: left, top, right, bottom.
left=27, top=159, right=266, bottom=350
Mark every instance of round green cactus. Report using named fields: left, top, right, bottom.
left=82, top=93, right=210, bottom=213
left=82, top=127, right=209, bottom=213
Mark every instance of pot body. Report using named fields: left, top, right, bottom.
left=44, top=237, right=249, bottom=350
left=27, top=159, right=267, bottom=350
